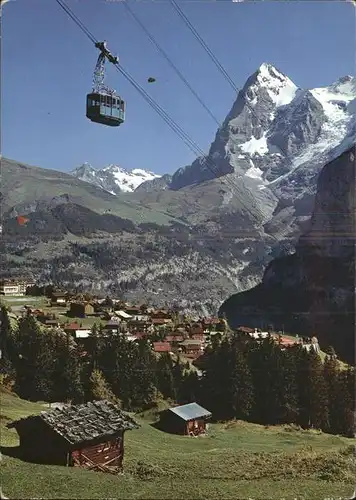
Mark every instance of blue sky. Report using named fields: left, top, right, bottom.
left=2, top=0, right=355, bottom=175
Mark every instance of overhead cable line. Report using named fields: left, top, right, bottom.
left=170, top=0, right=239, bottom=94
left=168, top=0, right=273, bottom=139
left=53, top=0, right=268, bottom=225
left=122, top=0, right=220, bottom=126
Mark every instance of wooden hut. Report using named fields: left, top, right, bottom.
left=159, top=402, right=211, bottom=436
left=7, top=400, right=140, bottom=473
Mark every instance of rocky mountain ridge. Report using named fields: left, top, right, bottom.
left=219, top=145, right=356, bottom=364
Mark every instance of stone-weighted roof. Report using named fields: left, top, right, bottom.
left=8, top=400, right=140, bottom=445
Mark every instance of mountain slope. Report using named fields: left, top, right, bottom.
left=0, top=158, right=180, bottom=226
left=219, top=145, right=356, bottom=364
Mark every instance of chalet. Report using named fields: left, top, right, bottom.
left=103, top=320, right=120, bottom=334
left=69, top=302, right=95, bottom=318
left=150, top=309, right=172, bottom=321
left=50, top=292, right=68, bottom=306
left=158, top=402, right=212, bottom=436
left=152, top=318, right=171, bottom=326
left=42, top=318, right=60, bottom=328
left=7, top=400, right=140, bottom=472
left=249, top=329, right=269, bottom=340
left=191, top=332, right=205, bottom=342
left=62, top=323, right=91, bottom=340
left=165, top=335, right=185, bottom=343
left=127, top=319, right=152, bottom=333
left=190, top=322, right=204, bottom=335
left=236, top=326, right=255, bottom=335
left=152, top=342, right=172, bottom=353
left=179, top=339, right=204, bottom=358
left=115, top=310, right=132, bottom=320
left=124, top=306, right=141, bottom=316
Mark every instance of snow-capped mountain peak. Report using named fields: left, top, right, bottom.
left=70, top=163, right=161, bottom=194
left=170, top=64, right=355, bottom=195
left=246, top=62, right=298, bottom=108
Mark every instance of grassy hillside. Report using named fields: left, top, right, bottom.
left=1, top=387, right=355, bottom=499
left=1, top=158, right=183, bottom=226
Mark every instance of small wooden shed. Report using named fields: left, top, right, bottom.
left=7, top=400, right=140, bottom=473
left=159, top=402, right=212, bottom=436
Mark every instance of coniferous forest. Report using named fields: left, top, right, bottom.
left=0, top=306, right=354, bottom=438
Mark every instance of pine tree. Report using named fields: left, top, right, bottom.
left=0, top=305, right=13, bottom=361
left=51, top=331, right=84, bottom=404
left=129, top=339, right=158, bottom=410
left=156, top=353, right=176, bottom=400
left=323, top=353, right=340, bottom=433
left=201, top=338, right=232, bottom=419
left=277, top=346, right=299, bottom=424
left=89, top=368, right=120, bottom=405
left=296, top=347, right=329, bottom=430
left=229, top=347, right=254, bottom=420
left=15, top=315, right=54, bottom=401
left=179, top=370, right=200, bottom=405
left=331, top=368, right=355, bottom=437
left=248, top=337, right=283, bottom=424
left=0, top=306, right=16, bottom=386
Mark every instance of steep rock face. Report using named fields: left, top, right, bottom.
left=219, top=145, right=355, bottom=364
left=267, top=90, right=325, bottom=160
left=135, top=174, right=173, bottom=193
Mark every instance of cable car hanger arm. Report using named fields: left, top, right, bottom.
left=92, top=41, right=118, bottom=94
left=95, top=41, right=118, bottom=65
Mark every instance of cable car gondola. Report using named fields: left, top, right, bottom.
left=86, top=92, right=125, bottom=127
left=86, top=41, right=125, bottom=127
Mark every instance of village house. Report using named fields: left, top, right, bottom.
left=124, top=306, right=141, bottom=316
left=62, top=322, right=92, bottom=340
left=158, top=402, right=212, bottom=436
left=150, top=309, right=173, bottom=322
left=237, top=326, right=255, bottom=335
left=50, top=291, right=68, bottom=307
left=178, top=339, right=204, bottom=359
left=69, top=302, right=95, bottom=318
left=151, top=318, right=171, bottom=327
left=102, top=320, right=121, bottom=334
left=165, top=334, right=185, bottom=343
left=39, top=316, right=60, bottom=328
left=114, top=310, right=132, bottom=321
left=189, top=322, right=204, bottom=336
left=152, top=342, right=172, bottom=353
left=0, top=279, right=35, bottom=296
left=7, top=400, right=140, bottom=472
left=202, top=318, right=221, bottom=330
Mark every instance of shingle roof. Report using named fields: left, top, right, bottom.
left=168, top=402, right=212, bottom=421
left=153, top=342, right=171, bottom=352
left=8, top=400, right=140, bottom=445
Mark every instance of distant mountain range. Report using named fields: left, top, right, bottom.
left=70, top=163, right=163, bottom=194
left=1, top=63, right=355, bottom=314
